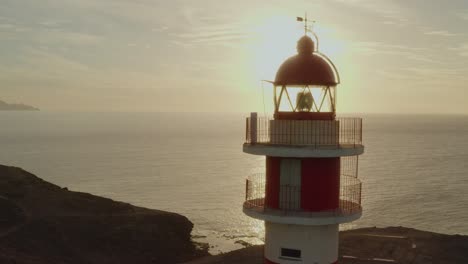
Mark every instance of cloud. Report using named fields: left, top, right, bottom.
left=375, top=65, right=468, bottom=88
left=174, top=28, right=249, bottom=46
left=0, top=45, right=167, bottom=92
left=0, top=23, right=14, bottom=29
left=351, top=41, right=446, bottom=70
left=0, top=22, right=30, bottom=33
left=352, top=41, right=429, bottom=56
left=405, top=67, right=465, bottom=76
left=424, top=30, right=459, bottom=37
left=152, top=26, right=169, bottom=32
left=168, top=14, right=251, bottom=47
left=10, top=48, right=90, bottom=76
left=458, top=11, right=468, bottom=20
left=332, top=0, right=409, bottom=25
left=448, top=44, right=468, bottom=57
left=38, top=20, right=68, bottom=28
left=375, top=69, right=418, bottom=80
left=382, top=18, right=409, bottom=27
left=456, top=44, right=468, bottom=57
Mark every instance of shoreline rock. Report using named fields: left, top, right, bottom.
left=185, top=226, right=468, bottom=264
left=0, top=165, right=209, bottom=264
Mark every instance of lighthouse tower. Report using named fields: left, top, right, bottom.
left=242, top=27, right=364, bottom=264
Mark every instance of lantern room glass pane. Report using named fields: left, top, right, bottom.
left=275, top=85, right=336, bottom=113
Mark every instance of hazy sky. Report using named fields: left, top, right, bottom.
left=1, top=0, right=468, bottom=114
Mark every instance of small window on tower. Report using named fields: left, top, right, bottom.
left=280, top=248, right=301, bottom=260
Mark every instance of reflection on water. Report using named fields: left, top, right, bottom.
left=1, top=112, right=468, bottom=253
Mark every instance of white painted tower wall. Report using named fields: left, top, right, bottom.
left=264, top=222, right=338, bottom=264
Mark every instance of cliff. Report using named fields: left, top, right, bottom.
left=0, top=165, right=208, bottom=264
left=186, top=227, right=468, bottom=264
left=0, top=100, right=39, bottom=111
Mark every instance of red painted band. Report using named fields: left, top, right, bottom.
left=301, top=157, right=340, bottom=211
left=274, top=111, right=336, bottom=120
left=265, top=156, right=280, bottom=209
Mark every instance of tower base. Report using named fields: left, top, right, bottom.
left=264, top=258, right=338, bottom=264
left=264, top=222, right=338, bottom=264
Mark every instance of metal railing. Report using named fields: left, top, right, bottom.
left=245, top=117, right=362, bottom=147
left=244, top=173, right=362, bottom=216
left=245, top=173, right=265, bottom=209
left=339, top=176, right=362, bottom=214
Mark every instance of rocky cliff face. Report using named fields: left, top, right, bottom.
left=0, top=100, right=39, bottom=111
left=0, top=165, right=208, bottom=264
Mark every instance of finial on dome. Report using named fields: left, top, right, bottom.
left=297, top=35, right=315, bottom=54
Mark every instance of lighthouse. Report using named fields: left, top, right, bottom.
left=242, top=22, right=364, bottom=264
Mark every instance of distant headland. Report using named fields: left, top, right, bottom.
left=0, top=100, right=39, bottom=111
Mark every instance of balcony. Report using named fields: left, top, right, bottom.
left=243, top=173, right=362, bottom=225
left=243, top=117, right=364, bottom=157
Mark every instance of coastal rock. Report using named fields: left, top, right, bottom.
left=0, top=165, right=208, bottom=264
left=185, top=227, right=468, bottom=264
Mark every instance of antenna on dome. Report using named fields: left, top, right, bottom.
left=297, top=13, right=316, bottom=36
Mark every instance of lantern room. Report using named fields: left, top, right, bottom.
left=273, top=35, right=339, bottom=120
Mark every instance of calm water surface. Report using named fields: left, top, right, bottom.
left=1, top=112, right=467, bottom=253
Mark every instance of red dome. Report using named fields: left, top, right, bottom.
left=274, top=35, right=339, bottom=86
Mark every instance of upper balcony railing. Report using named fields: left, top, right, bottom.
left=245, top=116, right=362, bottom=147
left=244, top=173, right=362, bottom=217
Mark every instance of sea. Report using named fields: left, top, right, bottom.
left=1, top=112, right=468, bottom=254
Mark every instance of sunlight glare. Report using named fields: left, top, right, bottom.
left=242, top=14, right=353, bottom=113
left=250, top=15, right=302, bottom=81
